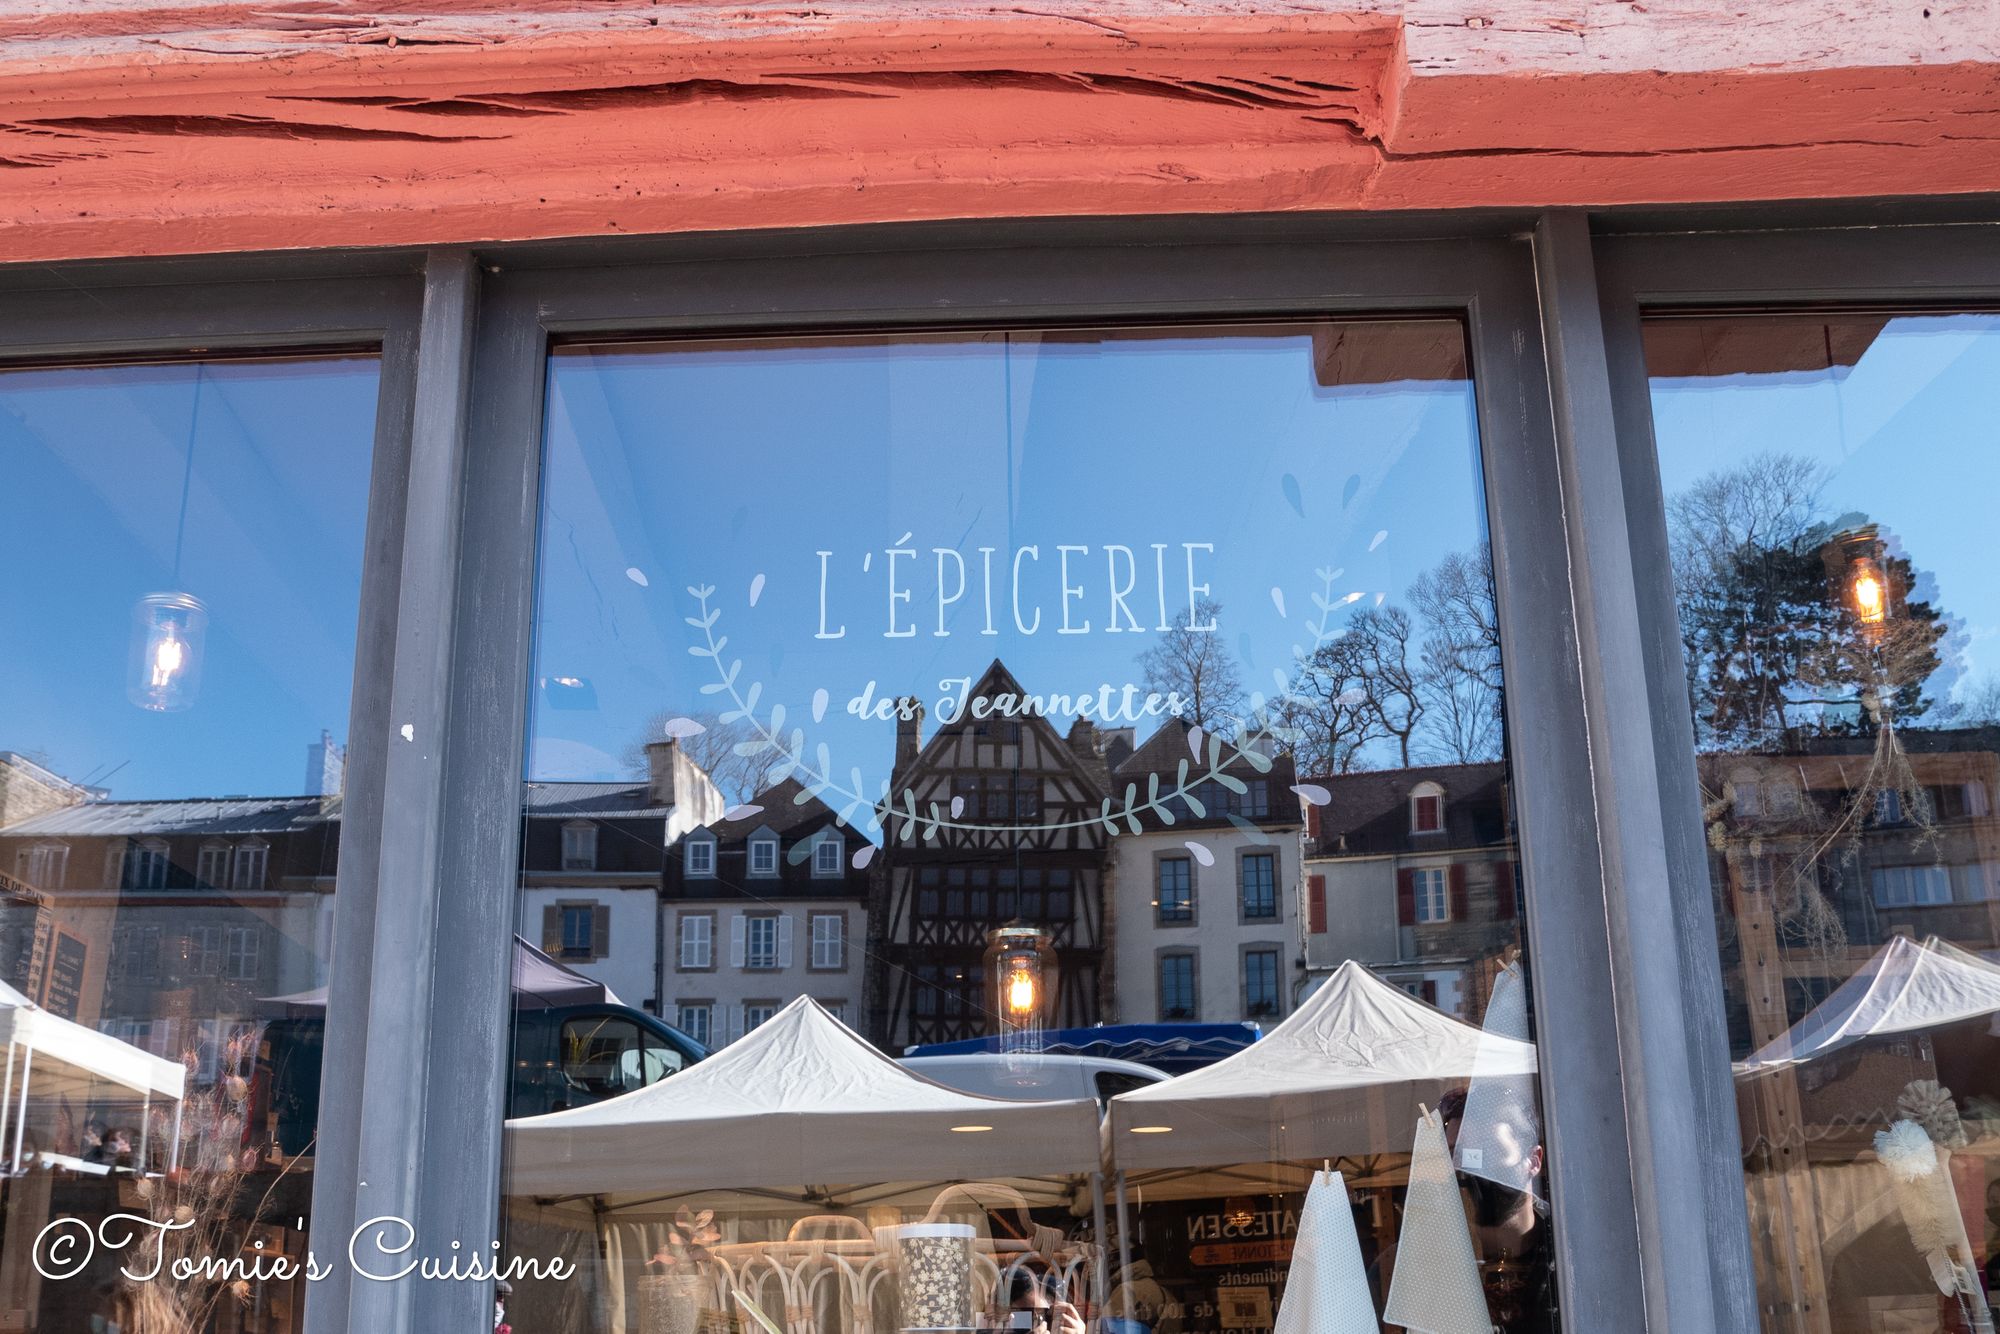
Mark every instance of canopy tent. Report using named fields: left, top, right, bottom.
left=1737, top=933, right=2000, bottom=1072
left=505, top=995, right=1102, bottom=1201
left=0, top=977, right=187, bottom=1173
left=904, top=1022, right=1262, bottom=1074
left=1106, top=959, right=1538, bottom=1172
left=265, top=933, right=621, bottom=1010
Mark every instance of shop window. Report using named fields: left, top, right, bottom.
left=1647, top=311, right=2000, bottom=1330
left=506, top=318, right=1549, bottom=1334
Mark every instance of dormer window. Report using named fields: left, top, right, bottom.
left=231, top=839, right=269, bottom=891
left=685, top=836, right=716, bottom=878
left=561, top=821, right=598, bottom=871
left=749, top=835, right=779, bottom=878
left=1410, top=782, right=1445, bottom=835
left=812, top=832, right=843, bottom=878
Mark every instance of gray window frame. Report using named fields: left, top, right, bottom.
left=17, top=208, right=1988, bottom=1334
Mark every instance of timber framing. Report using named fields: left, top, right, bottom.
left=0, top=1, right=1995, bottom=261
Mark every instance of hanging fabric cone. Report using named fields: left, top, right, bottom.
left=1456, top=961, right=1542, bottom=1194
left=1272, top=1171, right=1377, bottom=1334
left=1384, top=1109, right=1489, bottom=1334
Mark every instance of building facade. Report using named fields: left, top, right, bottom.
left=1105, top=719, right=1305, bottom=1025
left=662, top=779, right=870, bottom=1047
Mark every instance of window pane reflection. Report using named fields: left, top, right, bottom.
left=1648, top=313, right=2000, bottom=1331
left=0, top=355, right=378, bottom=1333
left=502, top=323, right=1557, bottom=1334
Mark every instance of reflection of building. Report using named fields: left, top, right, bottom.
left=0, top=789, right=341, bottom=1069
left=866, top=661, right=1111, bottom=1048
left=1300, top=762, right=1518, bottom=1019
left=522, top=740, right=723, bottom=1011
left=1701, top=727, right=2000, bottom=1057
left=1104, top=719, right=1304, bottom=1024
left=661, top=778, right=870, bottom=1046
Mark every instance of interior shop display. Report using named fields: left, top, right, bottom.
left=1383, top=1110, right=1488, bottom=1334
left=1270, top=1170, right=1374, bottom=1334
left=896, top=1224, right=977, bottom=1332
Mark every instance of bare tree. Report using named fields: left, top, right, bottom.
left=1139, top=599, right=1246, bottom=731
left=1345, top=605, right=1427, bottom=765
left=1409, top=544, right=1504, bottom=763
left=1279, top=633, right=1379, bottom=775
left=624, top=708, right=765, bottom=805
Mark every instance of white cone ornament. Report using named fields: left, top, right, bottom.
left=1456, top=961, right=1542, bottom=1194
left=1384, top=1109, right=1489, bottom=1334
left=1272, top=1171, right=1376, bottom=1334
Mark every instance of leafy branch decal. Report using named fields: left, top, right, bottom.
left=681, top=567, right=1347, bottom=848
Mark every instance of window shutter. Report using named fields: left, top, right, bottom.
left=1448, top=863, right=1469, bottom=921
left=592, top=904, right=611, bottom=959
left=729, top=915, right=746, bottom=967
left=777, top=916, right=794, bottom=968
left=1396, top=869, right=1416, bottom=926
left=1495, top=861, right=1517, bottom=919
left=541, top=905, right=562, bottom=954
left=1307, top=875, right=1327, bottom=934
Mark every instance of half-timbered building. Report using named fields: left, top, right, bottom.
left=864, top=660, right=1113, bottom=1048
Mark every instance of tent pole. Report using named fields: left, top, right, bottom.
left=0, top=1042, right=14, bottom=1175
left=138, top=1090, right=151, bottom=1173
left=10, top=1046, right=30, bottom=1174
left=1111, top=1171, right=1132, bottom=1319
left=1088, top=1173, right=1109, bottom=1321
left=169, top=1098, right=183, bottom=1172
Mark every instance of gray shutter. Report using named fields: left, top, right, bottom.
left=592, top=904, right=611, bottom=960
left=541, top=904, right=562, bottom=954
left=729, top=915, right=746, bottom=967
left=777, top=915, right=794, bottom=969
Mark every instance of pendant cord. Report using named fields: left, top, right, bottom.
left=170, top=364, right=202, bottom=586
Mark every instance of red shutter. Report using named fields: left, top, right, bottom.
left=1495, top=860, right=1517, bottom=919
left=1448, top=863, right=1469, bottom=921
left=1305, top=804, right=1321, bottom=842
left=1396, top=869, right=1416, bottom=926
left=1307, top=875, right=1327, bottom=934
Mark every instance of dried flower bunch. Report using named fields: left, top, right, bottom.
left=649, top=1207, right=722, bottom=1271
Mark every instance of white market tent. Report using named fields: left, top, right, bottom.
left=0, top=977, right=187, bottom=1173
left=1737, top=933, right=2000, bottom=1072
left=1106, top=958, right=1538, bottom=1173
left=505, top=994, right=1102, bottom=1200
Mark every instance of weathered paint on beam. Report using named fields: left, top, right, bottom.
left=0, top=1, right=1995, bottom=261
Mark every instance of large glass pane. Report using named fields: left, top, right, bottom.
left=0, top=355, right=378, bottom=1333
left=1648, top=313, right=2000, bottom=1332
left=502, top=324, right=1556, bottom=1334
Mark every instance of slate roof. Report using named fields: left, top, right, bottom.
left=1303, top=761, right=1508, bottom=856
left=0, top=794, right=336, bottom=838
left=520, top=781, right=669, bottom=819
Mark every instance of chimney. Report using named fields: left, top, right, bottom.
left=895, top=698, right=925, bottom=772
left=645, top=739, right=678, bottom=807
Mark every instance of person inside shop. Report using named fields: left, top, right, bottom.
left=1370, top=1089, right=1556, bottom=1334
left=1001, top=1264, right=1085, bottom=1334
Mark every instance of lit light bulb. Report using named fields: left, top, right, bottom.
left=1005, top=966, right=1038, bottom=1018
left=128, top=592, right=208, bottom=712
left=1853, top=569, right=1886, bottom=624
